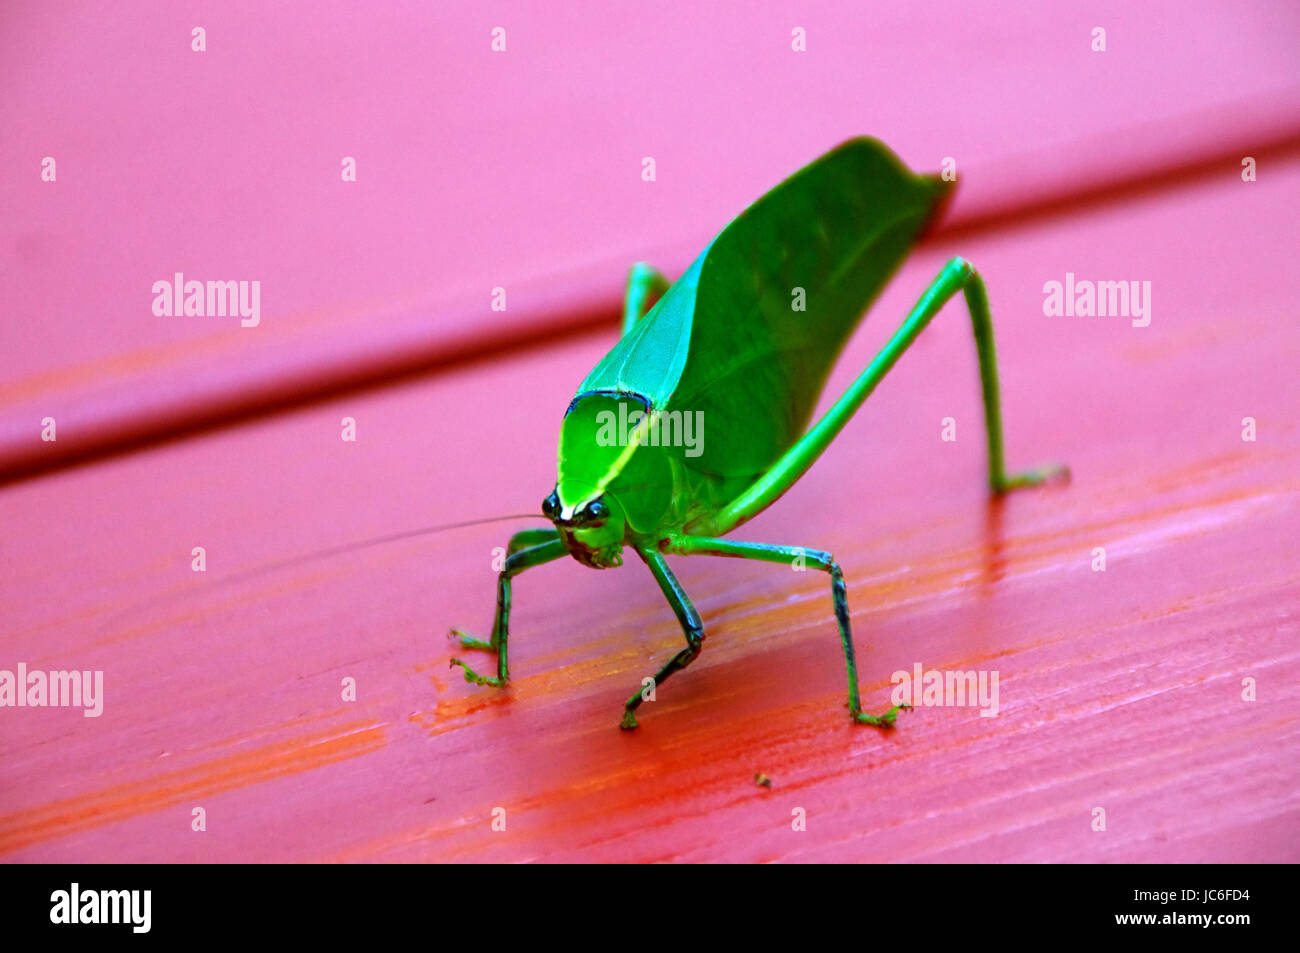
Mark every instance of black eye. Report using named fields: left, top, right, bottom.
left=583, top=500, right=609, bottom=522
left=541, top=492, right=560, bottom=519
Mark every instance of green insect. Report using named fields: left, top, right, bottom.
left=450, top=137, right=1068, bottom=730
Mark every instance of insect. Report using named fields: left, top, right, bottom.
left=450, top=137, right=1068, bottom=730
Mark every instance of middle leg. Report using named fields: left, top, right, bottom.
left=622, top=262, right=670, bottom=336
left=621, top=547, right=704, bottom=730
left=662, top=535, right=908, bottom=727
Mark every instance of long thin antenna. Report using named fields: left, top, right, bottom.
left=99, top=512, right=551, bottom=633
left=220, top=512, right=551, bottom=586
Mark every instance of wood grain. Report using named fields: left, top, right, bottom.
left=3, top=158, right=1296, bottom=862
left=7, top=2, right=1300, bottom=481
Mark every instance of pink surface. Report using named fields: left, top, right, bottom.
left=4, top=2, right=1300, bottom=479
left=2, top=153, right=1297, bottom=861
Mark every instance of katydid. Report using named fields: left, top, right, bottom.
left=450, top=137, right=1068, bottom=730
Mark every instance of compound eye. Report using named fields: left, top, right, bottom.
left=541, top=491, right=561, bottom=519
left=583, top=500, right=609, bottom=523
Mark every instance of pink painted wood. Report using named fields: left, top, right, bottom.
left=4, top=2, right=1299, bottom=480
left=3, top=155, right=1297, bottom=861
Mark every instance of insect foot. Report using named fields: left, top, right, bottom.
left=995, top=462, right=1071, bottom=494
left=619, top=709, right=639, bottom=731
left=447, top=627, right=493, bottom=652
left=853, top=703, right=911, bottom=728
left=449, top=657, right=505, bottom=687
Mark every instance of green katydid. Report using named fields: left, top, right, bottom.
left=450, top=137, right=1068, bottom=730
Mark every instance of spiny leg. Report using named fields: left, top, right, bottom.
left=709, top=256, right=1068, bottom=537
left=448, top=535, right=566, bottom=686
left=622, top=262, right=670, bottom=337
left=620, top=548, right=704, bottom=730
left=664, top=535, right=906, bottom=727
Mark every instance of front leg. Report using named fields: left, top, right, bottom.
left=449, top=535, right=566, bottom=686
left=620, top=547, right=704, bottom=730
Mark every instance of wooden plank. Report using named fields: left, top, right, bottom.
left=5, top=2, right=1300, bottom=479
left=2, top=157, right=1296, bottom=861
